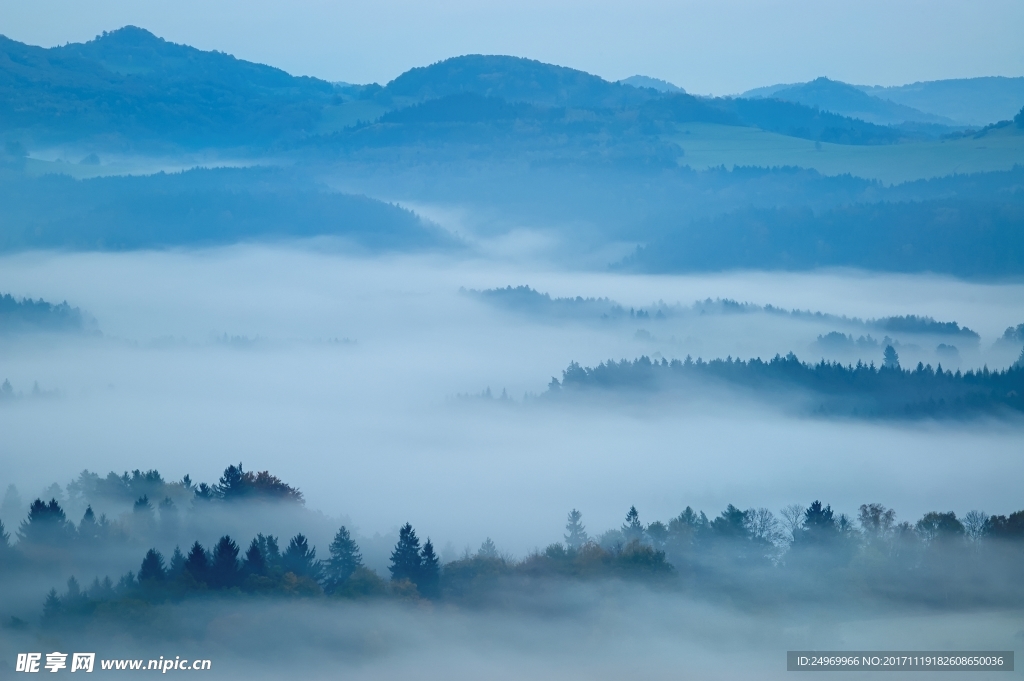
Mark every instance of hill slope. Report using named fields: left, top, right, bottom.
left=757, top=77, right=955, bottom=126
left=0, top=26, right=335, bottom=147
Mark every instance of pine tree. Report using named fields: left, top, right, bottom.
left=323, top=526, right=362, bottom=593
left=256, top=534, right=281, bottom=571
left=622, top=506, right=644, bottom=543
left=209, top=536, right=241, bottom=588
left=389, top=523, right=422, bottom=583
left=18, top=498, right=72, bottom=546
left=41, top=588, right=61, bottom=625
left=564, top=509, right=588, bottom=550
left=243, top=538, right=266, bottom=577
left=184, top=541, right=209, bottom=583
left=883, top=345, right=900, bottom=370
left=168, top=546, right=186, bottom=578
left=283, top=534, right=321, bottom=581
left=477, top=537, right=498, bottom=558
left=138, top=549, right=166, bottom=583
left=215, top=463, right=248, bottom=500
left=418, top=539, right=440, bottom=598
left=78, top=506, right=98, bottom=542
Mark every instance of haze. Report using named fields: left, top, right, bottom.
left=1, top=0, right=1022, bottom=94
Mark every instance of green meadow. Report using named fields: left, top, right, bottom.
left=668, top=123, right=1024, bottom=184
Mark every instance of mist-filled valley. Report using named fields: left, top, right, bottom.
left=2, top=19, right=1023, bottom=679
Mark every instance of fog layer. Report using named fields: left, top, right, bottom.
left=1, top=247, right=1023, bottom=558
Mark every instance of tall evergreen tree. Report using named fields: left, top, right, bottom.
left=323, top=526, right=362, bottom=592
left=622, top=506, right=644, bottom=543
left=255, top=534, right=281, bottom=570
left=477, top=537, right=498, bottom=558
left=419, top=539, right=440, bottom=598
left=41, top=588, right=61, bottom=625
left=883, top=345, right=900, bottom=370
left=168, top=546, right=186, bottom=578
left=184, top=541, right=209, bottom=583
left=243, top=538, right=267, bottom=577
left=389, top=523, right=422, bottom=583
left=138, top=549, right=166, bottom=583
left=18, top=498, right=72, bottom=546
left=282, top=534, right=321, bottom=581
left=209, top=535, right=241, bottom=588
left=564, top=509, right=589, bottom=550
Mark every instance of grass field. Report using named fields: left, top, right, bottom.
left=667, top=123, right=1024, bottom=184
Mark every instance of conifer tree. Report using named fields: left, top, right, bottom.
left=389, top=523, right=422, bottom=583
left=323, top=526, right=362, bottom=592
left=184, top=541, right=209, bottom=583
left=18, top=498, right=72, bottom=546
left=622, top=506, right=644, bottom=543
left=418, top=539, right=440, bottom=598
left=477, top=537, right=498, bottom=558
left=209, top=536, right=241, bottom=588
left=564, top=509, right=588, bottom=550
left=41, top=588, right=61, bottom=625
left=168, top=546, right=186, bottom=578
left=243, top=538, right=266, bottom=577
left=282, top=534, right=321, bottom=581
left=138, top=549, right=166, bottom=583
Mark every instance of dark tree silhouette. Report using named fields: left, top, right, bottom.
left=184, top=541, right=209, bottom=583
left=389, top=523, right=422, bottom=583
left=419, top=539, right=441, bottom=598
left=168, top=546, right=186, bottom=578
left=243, top=538, right=267, bottom=577
left=282, top=534, right=321, bottom=581
left=564, top=509, right=589, bottom=550
left=324, top=526, right=362, bottom=592
left=18, top=498, right=72, bottom=546
left=209, top=536, right=242, bottom=588
left=255, top=534, right=281, bottom=569
left=622, top=506, right=644, bottom=543
left=138, top=549, right=166, bottom=583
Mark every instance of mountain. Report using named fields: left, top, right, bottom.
left=856, top=77, right=1024, bottom=127
left=382, top=54, right=654, bottom=110
left=0, top=167, right=454, bottom=251
left=0, top=26, right=335, bottom=147
left=749, top=77, right=955, bottom=126
left=618, top=75, right=685, bottom=93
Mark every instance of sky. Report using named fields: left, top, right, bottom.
left=2, top=0, right=1023, bottom=95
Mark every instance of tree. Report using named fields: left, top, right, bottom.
left=961, top=510, right=987, bottom=543
left=255, top=534, right=281, bottom=570
left=564, top=509, right=588, bottom=550
left=168, top=546, right=186, bottom=578
left=883, top=345, right=900, bottom=370
left=184, top=541, right=209, bottom=583
left=622, top=506, right=644, bottom=543
left=419, top=539, right=440, bottom=598
left=282, top=534, right=321, bottom=581
left=209, top=536, right=242, bottom=588
left=138, top=549, right=166, bottom=583
left=711, top=504, right=749, bottom=540
left=858, top=503, right=896, bottom=541
left=243, top=538, right=267, bottom=577
left=41, top=588, right=61, bottom=625
left=794, top=501, right=838, bottom=548
left=477, top=537, right=498, bottom=558
left=389, top=523, right=422, bottom=583
left=915, top=512, right=964, bottom=543
left=323, top=526, right=362, bottom=592
left=215, top=463, right=247, bottom=500
left=18, top=498, right=73, bottom=546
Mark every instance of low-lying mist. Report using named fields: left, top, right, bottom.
left=1, top=246, right=1023, bottom=559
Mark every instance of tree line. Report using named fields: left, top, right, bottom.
left=546, top=348, right=1024, bottom=417
left=1, top=464, right=1022, bottom=629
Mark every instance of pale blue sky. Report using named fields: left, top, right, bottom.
left=2, top=0, right=1023, bottom=94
